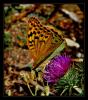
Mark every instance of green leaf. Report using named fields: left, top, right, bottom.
left=28, top=63, right=33, bottom=70
left=22, top=38, right=27, bottom=44
left=4, top=32, right=12, bottom=46
left=16, top=35, right=22, bottom=40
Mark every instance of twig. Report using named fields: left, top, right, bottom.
left=71, top=58, right=83, bottom=62
left=29, top=79, right=54, bottom=95
left=26, top=82, right=35, bottom=96
left=60, top=88, right=68, bottom=96
left=6, top=4, right=40, bottom=26
left=73, top=86, right=83, bottom=94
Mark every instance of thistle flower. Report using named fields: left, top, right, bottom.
left=43, top=55, right=71, bottom=84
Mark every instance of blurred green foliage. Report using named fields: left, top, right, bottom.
left=4, top=32, right=12, bottom=47
left=55, top=62, right=84, bottom=96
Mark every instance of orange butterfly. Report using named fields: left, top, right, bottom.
left=26, top=17, right=64, bottom=69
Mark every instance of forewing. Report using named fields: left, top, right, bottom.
left=27, top=17, right=64, bottom=68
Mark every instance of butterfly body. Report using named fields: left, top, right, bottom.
left=27, top=17, right=64, bottom=68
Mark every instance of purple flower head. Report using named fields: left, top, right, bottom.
left=43, top=54, right=71, bottom=84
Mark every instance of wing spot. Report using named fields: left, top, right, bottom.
left=40, top=40, right=45, bottom=43
left=28, top=32, right=33, bottom=37
left=29, top=40, right=34, bottom=43
left=45, top=36, right=48, bottom=38
left=55, top=40, right=58, bottom=42
left=38, top=31, right=40, bottom=34
left=33, top=31, right=36, bottom=35
left=35, top=36, right=39, bottom=39
left=40, top=34, right=44, bottom=37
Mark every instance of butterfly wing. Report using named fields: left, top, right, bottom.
left=27, top=17, right=64, bottom=68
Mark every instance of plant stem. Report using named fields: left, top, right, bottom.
left=27, top=82, right=35, bottom=96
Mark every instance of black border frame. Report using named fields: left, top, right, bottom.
left=0, top=0, right=87, bottom=98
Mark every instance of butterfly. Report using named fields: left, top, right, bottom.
left=26, top=17, right=64, bottom=69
